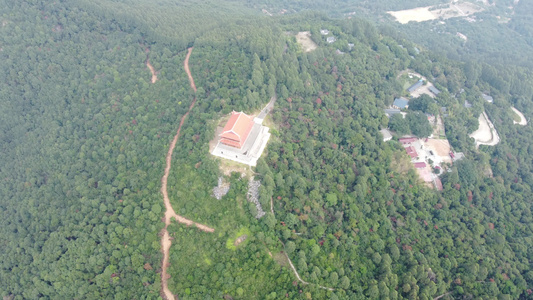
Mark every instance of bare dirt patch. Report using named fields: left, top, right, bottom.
left=388, top=2, right=483, bottom=24
left=218, top=159, right=252, bottom=178
left=295, top=31, right=318, bottom=53
left=511, top=107, right=527, bottom=126
left=388, top=6, right=436, bottom=24
left=469, top=111, right=500, bottom=148
left=183, top=48, right=196, bottom=92
left=424, top=139, right=452, bottom=163
left=146, top=59, right=158, bottom=83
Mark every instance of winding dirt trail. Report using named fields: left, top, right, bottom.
left=146, top=59, right=158, bottom=83
left=183, top=48, right=197, bottom=92
left=160, top=47, right=214, bottom=300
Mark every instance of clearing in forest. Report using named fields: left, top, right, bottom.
left=424, top=139, right=452, bottom=164
left=388, top=2, right=483, bottom=24
left=295, top=31, right=318, bottom=53
left=388, top=6, right=436, bottom=24
left=469, top=111, right=500, bottom=148
left=511, top=107, right=528, bottom=126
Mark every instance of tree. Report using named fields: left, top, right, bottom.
left=407, top=112, right=432, bottom=137
left=409, top=94, right=433, bottom=113
left=388, top=114, right=410, bottom=135
left=286, top=241, right=296, bottom=254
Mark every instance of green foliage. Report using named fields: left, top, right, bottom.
left=407, top=112, right=433, bottom=137
left=226, top=227, right=252, bottom=250
left=409, top=94, right=438, bottom=115
left=1, top=0, right=533, bottom=299
left=389, top=114, right=410, bottom=135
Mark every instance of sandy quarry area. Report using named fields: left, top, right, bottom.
left=470, top=112, right=500, bottom=148
left=388, top=2, right=483, bottom=24
left=296, top=31, right=318, bottom=53
left=388, top=7, right=436, bottom=24
left=511, top=107, right=528, bottom=126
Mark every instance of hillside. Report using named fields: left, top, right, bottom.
left=1, top=0, right=532, bottom=299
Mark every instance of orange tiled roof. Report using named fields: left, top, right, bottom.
left=220, top=111, right=254, bottom=148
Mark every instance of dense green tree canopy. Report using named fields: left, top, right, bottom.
left=1, top=0, right=533, bottom=299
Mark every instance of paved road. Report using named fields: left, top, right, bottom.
left=256, top=95, right=276, bottom=122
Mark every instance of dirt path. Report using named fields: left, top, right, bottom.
left=278, top=239, right=334, bottom=291
left=160, top=47, right=214, bottom=300
left=184, top=47, right=197, bottom=92
left=146, top=59, right=158, bottom=83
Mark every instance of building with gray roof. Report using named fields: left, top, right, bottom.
left=407, top=79, right=424, bottom=93
left=392, top=97, right=409, bottom=109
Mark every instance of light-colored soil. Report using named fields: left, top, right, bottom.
left=217, top=159, right=251, bottom=177
left=146, top=59, right=158, bottom=83
left=388, top=6, right=436, bottom=24
left=183, top=48, right=197, bottom=92
left=295, top=31, right=318, bottom=53
left=469, top=111, right=500, bottom=148
left=511, top=107, right=527, bottom=126
left=160, top=47, right=214, bottom=300
left=425, top=138, right=451, bottom=159
left=388, top=2, right=483, bottom=24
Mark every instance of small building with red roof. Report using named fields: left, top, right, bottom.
left=405, top=146, right=418, bottom=158
left=414, top=162, right=427, bottom=169
left=220, top=111, right=255, bottom=149
left=399, top=137, right=417, bottom=145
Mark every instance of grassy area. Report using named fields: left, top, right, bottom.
left=511, top=108, right=522, bottom=123
left=167, top=224, right=290, bottom=299
left=165, top=158, right=294, bottom=299
left=226, top=227, right=252, bottom=250
left=167, top=161, right=251, bottom=230
left=398, top=73, right=420, bottom=91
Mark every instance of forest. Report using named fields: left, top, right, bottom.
left=0, top=0, right=532, bottom=299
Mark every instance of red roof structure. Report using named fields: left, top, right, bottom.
left=399, top=137, right=417, bottom=145
left=414, top=162, right=427, bottom=169
left=405, top=146, right=418, bottom=158
left=220, top=111, right=255, bottom=149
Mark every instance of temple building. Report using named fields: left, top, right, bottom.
left=211, top=109, right=272, bottom=166
left=219, top=112, right=255, bottom=149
